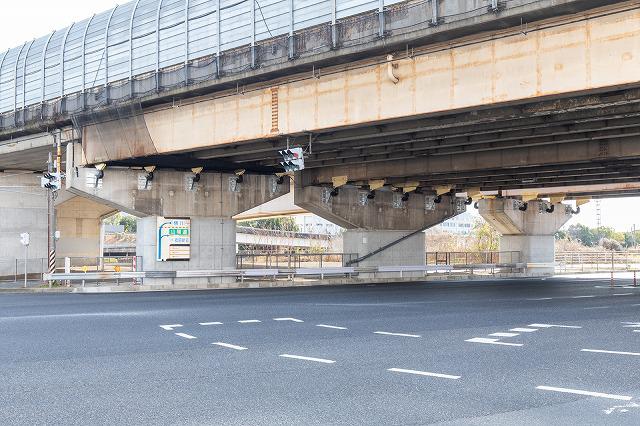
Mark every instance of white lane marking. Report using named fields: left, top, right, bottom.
left=374, top=331, right=421, bottom=338
left=536, top=385, right=632, bottom=401
left=279, top=354, right=335, bottom=364
left=614, top=293, right=633, bottom=296
left=238, top=320, right=261, bottom=323
left=635, top=330, right=640, bottom=333
left=527, top=297, right=553, bottom=301
left=199, top=322, right=223, bottom=326
left=316, top=324, right=348, bottom=330
left=273, top=318, right=304, bottom=323
left=489, top=332, right=520, bottom=338
left=175, top=332, right=197, bottom=339
left=581, top=349, right=640, bottom=357
left=584, top=306, right=610, bottom=310
left=465, top=337, right=523, bottom=347
left=572, top=295, right=596, bottom=299
left=212, top=342, right=247, bottom=351
left=510, top=327, right=538, bottom=332
left=388, top=368, right=460, bottom=380
left=160, top=324, right=182, bottom=331
left=621, top=322, right=640, bottom=327
left=528, top=323, right=582, bottom=329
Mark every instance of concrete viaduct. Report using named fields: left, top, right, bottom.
left=1, top=0, right=639, bottom=281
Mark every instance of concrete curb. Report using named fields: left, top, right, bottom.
left=0, top=287, right=74, bottom=294
left=70, top=274, right=522, bottom=293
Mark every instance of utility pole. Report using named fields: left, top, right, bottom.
left=45, top=133, right=62, bottom=287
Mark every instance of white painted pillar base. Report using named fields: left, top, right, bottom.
left=501, top=235, right=555, bottom=276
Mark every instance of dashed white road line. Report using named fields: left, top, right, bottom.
left=528, top=323, right=582, bottom=329
left=489, top=332, right=520, bottom=338
left=160, top=324, right=182, bottom=331
left=199, top=322, right=223, bottom=326
left=388, top=368, right=461, bottom=380
left=273, top=318, right=304, bottom=323
left=510, top=327, right=538, bottom=333
left=572, top=295, right=595, bottom=299
left=614, top=293, right=633, bottom=296
left=316, top=324, right=348, bottom=330
left=584, top=306, right=610, bottom=310
left=536, top=385, right=632, bottom=401
left=279, top=354, right=335, bottom=364
left=527, top=297, right=553, bottom=301
left=175, top=332, right=197, bottom=339
left=374, top=331, right=421, bottom=338
left=238, top=320, right=261, bottom=324
left=465, top=337, right=523, bottom=347
left=212, top=342, right=247, bottom=351
left=581, top=349, right=640, bottom=357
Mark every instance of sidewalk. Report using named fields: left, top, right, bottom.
left=0, top=280, right=73, bottom=293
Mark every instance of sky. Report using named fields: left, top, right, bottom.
left=0, top=0, right=118, bottom=51
left=2, top=1, right=640, bottom=232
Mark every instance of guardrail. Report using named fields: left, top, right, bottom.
left=44, top=262, right=525, bottom=286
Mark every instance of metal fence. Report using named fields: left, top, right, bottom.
left=0, top=258, right=47, bottom=282
left=0, top=0, right=516, bottom=130
left=555, top=251, right=640, bottom=273
left=236, top=251, right=357, bottom=269
left=426, top=251, right=521, bottom=266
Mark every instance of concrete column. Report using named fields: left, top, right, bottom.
left=478, top=198, right=573, bottom=276
left=343, top=230, right=426, bottom=267
left=295, top=181, right=466, bottom=270
left=55, top=194, right=116, bottom=259
left=0, top=172, right=47, bottom=278
left=137, top=216, right=236, bottom=285
left=65, top=148, right=290, bottom=286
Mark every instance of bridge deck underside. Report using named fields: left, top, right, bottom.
left=185, top=87, right=640, bottom=198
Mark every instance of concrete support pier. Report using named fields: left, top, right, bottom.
left=65, top=145, right=289, bottom=286
left=343, top=230, right=426, bottom=268
left=0, top=172, right=47, bottom=278
left=137, top=216, right=236, bottom=279
left=55, top=194, right=116, bottom=259
left=295, top=181, right=466, bottom=269
left=479, top=198, right=573, bottom=276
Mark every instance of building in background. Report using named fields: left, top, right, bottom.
left=433, top=211, right=475, bottom=235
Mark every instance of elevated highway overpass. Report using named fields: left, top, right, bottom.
left=1, top=0, right=639, bottom=282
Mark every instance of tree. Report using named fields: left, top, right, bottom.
left=104, top=213, right=137, bottom=233
left=469, top=218, right=500, bottom=251
left=241, top=217, right=300, bottom=232
left=600, top=238, right=622, bottom=252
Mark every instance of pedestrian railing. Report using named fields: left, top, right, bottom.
left=555, top=251, right=640, bottom=273
left=426, top=251, right=521, bottom=265
left=236, top=252, right=358, bottom=269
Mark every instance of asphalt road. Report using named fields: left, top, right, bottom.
left=1, top=277, right=640, bottom=425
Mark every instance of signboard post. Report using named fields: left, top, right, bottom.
left=19, top=233, right=29, bottom=288
left=157, top=217, right=191, bottom=262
